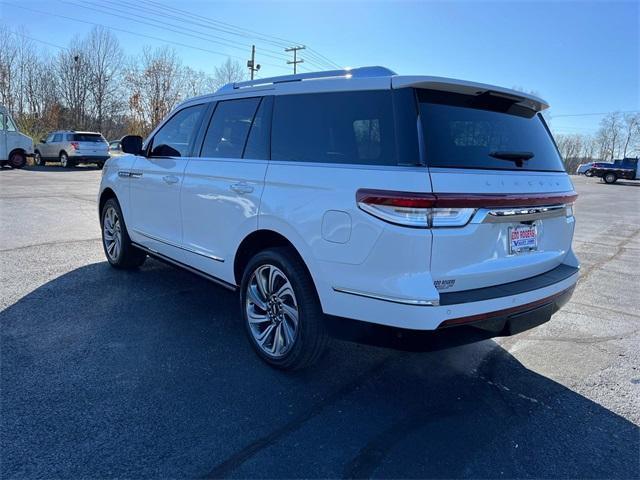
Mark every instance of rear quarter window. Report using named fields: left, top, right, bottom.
left=271, top=90, right=398, bottom=166
left=418, top=89, right=565, bottom=172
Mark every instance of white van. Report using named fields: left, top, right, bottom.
left=99, top=67, right=579, bottom=369
left=0, top=106, right=33, bottom=169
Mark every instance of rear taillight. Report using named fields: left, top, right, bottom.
left=356, top=189, right=577, bottom=228
left=70, top=142, right=80, bottom=150
left=356, top=190, right=475, bottom=228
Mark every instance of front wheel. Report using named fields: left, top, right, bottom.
left=604, top=172, right=617, bottom=184
left=240, top=247, right=328, bottom=370
left=101, top=198, right=147, bottom=269
left=9, top=152, right=26, bottom=169
left=584, top=170, right=593, bottom=177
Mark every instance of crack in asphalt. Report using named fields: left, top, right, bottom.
left=577, top=227, right=640, bottom=284
left=200, top=356, right=392, bottom=479
left=0, top=238, right=101, bottom=253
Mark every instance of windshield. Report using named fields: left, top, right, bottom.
left=418, top=89, right=565, bottom=172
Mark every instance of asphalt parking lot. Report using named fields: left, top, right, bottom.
left=1, top=166, right=639, bottom=479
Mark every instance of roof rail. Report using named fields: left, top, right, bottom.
left=217, top=66, right=397, bottom=93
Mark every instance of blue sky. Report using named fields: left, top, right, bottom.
left=1, top=0, right=638, bottom=134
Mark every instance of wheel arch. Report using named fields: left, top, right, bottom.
left=9, top=147, right=27, bottom=157
left=233, top=229, right=314, bottom=289
left=99, top=187, right=117, bottom=219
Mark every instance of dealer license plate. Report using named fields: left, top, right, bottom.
left=509, top=224, right=538, bottom=254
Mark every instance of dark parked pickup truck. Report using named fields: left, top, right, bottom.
left=590, top=157, right=640, bottom=184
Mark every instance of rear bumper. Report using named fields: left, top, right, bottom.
left=324, top=263, right=579, bottom=331
left=326, top=285, right=574, bottom=351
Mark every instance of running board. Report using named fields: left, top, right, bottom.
left=132, top=242, right=237, bottom=292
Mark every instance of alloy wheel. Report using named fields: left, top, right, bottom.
left=103, top=206, right=122, bottom=261
left=60, top=153, right=68, bottom=168
left=245, top=264, right=299, bottom=358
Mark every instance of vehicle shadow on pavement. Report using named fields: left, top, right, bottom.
left=2, top=259, right=638, bottom=479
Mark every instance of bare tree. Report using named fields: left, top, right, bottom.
left=182, top=66, right=212, bottom=97
left=56, top=37, right=92, bottom=129
left=621, top=113, right=640, bottom=158
left=211, top=57, right=245, bottom=91
left=125, top=46, right=184, bottom=134
left=85, top=26, right=124, bottom=136
left=596, top=112, right=624, bottom=160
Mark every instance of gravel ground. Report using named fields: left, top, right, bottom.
left=1, top=166, right=638, bottom=479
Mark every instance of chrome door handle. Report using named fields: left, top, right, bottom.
left=162, top=175, right=179, bottom=185
left=230, top=182, right=254, bottom=194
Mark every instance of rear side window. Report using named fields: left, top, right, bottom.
left=271, top=90, right=397, bottom=166
left=71, top=134, right=104, bottom=142
left=200, top=97, right=261, bottom=159
left=418, top=90, right=565, bottom=172
left=151, top=104, right=206, bottom=157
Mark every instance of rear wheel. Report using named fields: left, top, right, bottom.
left=240, top=247, right=328, bottom=370
left=101, top=198, right=147, bottom=269
left=604, top=172, right=617, bottom=184
left=59, top=152, right=73, bottom=168
left=34, top=152, right=46, bottom=166
left=9, top=152, right=26, bottom=169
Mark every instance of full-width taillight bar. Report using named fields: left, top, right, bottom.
left=356, top=189, right=578, bottom=228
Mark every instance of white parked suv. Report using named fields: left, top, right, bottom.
left=98, top=67, right=579, bottom=369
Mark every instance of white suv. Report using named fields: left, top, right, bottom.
left=98, top=67, right=579, bottom=369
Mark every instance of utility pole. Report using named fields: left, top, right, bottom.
left=247, top=45, right=260, bottom=80
left=285, top=45, right=305, bottom=74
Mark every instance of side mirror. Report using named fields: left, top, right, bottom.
left=121, top=135, right=143, bottom=155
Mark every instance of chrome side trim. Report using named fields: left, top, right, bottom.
left=132, top=229, right=224, bottom=262
left=483, top=205, right=566, bottom=223
left=132, top=242, right=236, bottom=291
left=332, top=286, right=438, bottom=306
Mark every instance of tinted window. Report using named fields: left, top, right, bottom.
left=72, top=133, right=104, bottom=142
left=45, top=134, right=54, bottom=143
left=243, top=97, right=272, bottom=160
left=200, top=98, right=260, bottom=159
left=271, top=91, right=397, bottom=166
left=52, top=134, right=62, bottom=142
left=0, top=113, right=4, bottom=131
left=418, top=89, right=564, bottom=172
left=151, top=104, right=206, bottom=157
left=109, top=142, right=120, bottom=151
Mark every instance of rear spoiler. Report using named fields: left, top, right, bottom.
left=392, top=76, right=549, bottom=112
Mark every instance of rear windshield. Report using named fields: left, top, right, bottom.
left=71, top=134, right=104, bottom=142
left=418, top=89, right=565, bottom=172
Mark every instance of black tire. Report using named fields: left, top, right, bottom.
left=240, top=247, right=328, bottom=370
left=96, top=162, right=105, bottom=170
left=604, top=172, right=617, bottom=184
left=59, top=152, right=74, bottom=168
left=584, top=170, right=593, bottom=177
left=9, top=151, right=26, bottom=169
left=100, top=197, right=147, bottom=269
left=34, top=151, right=46, bottom=166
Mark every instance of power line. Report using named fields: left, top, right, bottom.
left=552, top=110, right=639, bottom=118
left=94, top=0, right=292, bottom=61
left=0, top=2, right=291, bottom=71
left=9, top=31, right=68, bottom=50
left=61, top=0, right=293, bottom=64
left=118, top=0, right=340, bottom=70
